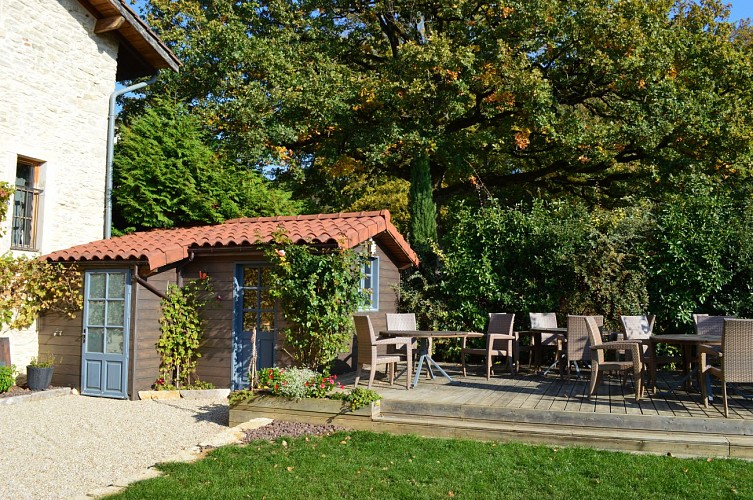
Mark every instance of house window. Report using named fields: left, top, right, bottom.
left=11, top=158, right=42, bottom=251
left=360, top=256, right=379, bottom=311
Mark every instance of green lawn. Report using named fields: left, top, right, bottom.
left=114, top=431, right=752, bottom=499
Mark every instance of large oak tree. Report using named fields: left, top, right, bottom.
left=134, top=0, right=753, bottom=210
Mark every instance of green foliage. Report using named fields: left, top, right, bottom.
left=646, top=174, right=753, bottom=332
left=266, top=238, right=369, bottom=369
left=28, top=355, right=55, bottom=368
left=0, top=258, right=82, bottom=330
left=412, top=199, right=650, bottom=335
left=116, top=432, right=753, bottom=499
left=408, top=154, right=438, bottom=258
left=329, top=387, right=382, bottom=411
left=138, top=0, right=753, bottom=211
left=113, top=100, right=298, bottom=232
left=0, top=180, right=82, bottom=330
left=227, top=389, right=256, bottom=405
left=0, top=365, right=16, bottom=393
left=156, top=276, right=213, bottom=389
left=347, top=177, right=410, bottom=234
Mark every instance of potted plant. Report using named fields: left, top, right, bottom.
left=26, top=355, right=55, bottom=391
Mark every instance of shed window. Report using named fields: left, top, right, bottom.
left=360, top=256, right=379, bottom=311
left=11, top=158, right=42, bottom=251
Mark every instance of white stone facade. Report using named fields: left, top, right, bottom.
left=0, top=0, right=120, bottom=371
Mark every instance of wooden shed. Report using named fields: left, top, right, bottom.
left=41, top=211, right=418, bottom=400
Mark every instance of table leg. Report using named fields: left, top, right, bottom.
left=683, top=344, right=692, bottom=390
left=649, top=340, right=657, bottom=392
left=534, top=333, right=542, bottom=372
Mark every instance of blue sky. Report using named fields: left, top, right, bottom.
left=729, top=1, right=753, bottom=22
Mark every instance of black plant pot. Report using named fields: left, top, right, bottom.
left=26, top=366, right=54, bottom=391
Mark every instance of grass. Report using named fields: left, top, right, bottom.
left=113, top=431, right=753, bottom=499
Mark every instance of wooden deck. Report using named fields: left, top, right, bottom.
left=341, top=364, right=753, bottom=419
left=332, top=363, right=753, bottom=457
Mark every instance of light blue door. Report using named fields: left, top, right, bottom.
left=233, top=264, right=276, bottom=389
left=80, top=270, right=131, bottom=398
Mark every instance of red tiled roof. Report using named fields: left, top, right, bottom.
left=44, top=211, right=419, bottom=271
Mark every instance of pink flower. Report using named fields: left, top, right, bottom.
left=320, top=383, right=325, bottom=389
left=276, top=249, right=286, bottom=257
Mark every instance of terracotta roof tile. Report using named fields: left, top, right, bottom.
left=45, top=211, right=419, bottom=271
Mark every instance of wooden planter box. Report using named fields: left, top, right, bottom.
left=139, top=388, right=231, bottom=400
left=229, top=394, right=380, bottom=428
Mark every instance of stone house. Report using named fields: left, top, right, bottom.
left=42, top=211, right=419, bottom=399
left=0, top=0, right=178, bottom=370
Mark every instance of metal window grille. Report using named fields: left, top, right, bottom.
left=11, top=185, right=41, bottom=250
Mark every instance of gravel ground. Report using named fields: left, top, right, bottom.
left=0, top=393, right=229, bottom=499
left=241, top=420, right=344, bottom=443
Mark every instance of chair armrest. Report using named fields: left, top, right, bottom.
left=698, top=344, right=722, bottom=357
left=592, top=340, right=642, bottom=351
left=375, top=336, right=412, bottom=347
left=487, top=334, right=516, bottom=341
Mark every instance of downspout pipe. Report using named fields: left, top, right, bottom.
left=104, top=74, right=159, bottom=239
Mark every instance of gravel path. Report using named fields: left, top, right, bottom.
left=0, top=393, right=229, bottom=499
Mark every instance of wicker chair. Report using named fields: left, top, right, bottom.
left=694, top=314, right=735, bottom=337
left=700, top=318, right=753, bottom=418
left=565, top=315, right=604, bottom=377
left=385, top=312, right=429, bottom=377
left=353, top=315, right=413, bottom=389
left=461, top=313, right=516, bottom=379
left=528, top=312, right=563, bottom=370
left=585, top=315, right=644, bottom=401
left=620, top=314, right=655, bottom=355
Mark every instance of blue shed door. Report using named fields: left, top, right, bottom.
left=232, top=264, right=276, bottom=389
left=80, top=270, right=131, bottom=399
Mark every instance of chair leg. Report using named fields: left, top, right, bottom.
left=354, top=364, right=362, bottom=388
left=701, top=372, right=709, bottom=408
left=588, top=363, right=599, bottom=397
left=486, top=353, right=492, bottom=380
left=723, top=382, right=729, bottom=418
left=405, top=351, right=412, bottom=390
left=631, top=366, right=642, bottom=401
left=461, top=350, right=467, bottom=377
left=368, top=365, right=377, bottom=389
left=388, top=363, right=395, bottom=386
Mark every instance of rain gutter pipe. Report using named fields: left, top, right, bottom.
left=104, top=74, right=159, bottom=239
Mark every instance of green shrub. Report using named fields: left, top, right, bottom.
left=0, top=364, right=16, bottom=393
left=329, top=387, right=381, bottom=411
left=266, top=237, right=369, bottom=370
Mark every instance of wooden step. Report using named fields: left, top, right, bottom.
left=380, top=399, right=753, bottom=436
left=373, top=413, right=749, bottom=458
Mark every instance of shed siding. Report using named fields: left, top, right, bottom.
left=130, top=270, right=177, bottom=398
left=38, top=311, right=82, bottom=389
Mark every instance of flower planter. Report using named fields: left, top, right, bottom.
left=229, top=394, right=380, bottom=428
left=26, top=366, right=54, bottom=391
left=138, top=388, right=231, bottom=400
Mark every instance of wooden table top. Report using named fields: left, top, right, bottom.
left=381, top=330, right=484, bottom=339
left=648, top=334, right=721, bottom=345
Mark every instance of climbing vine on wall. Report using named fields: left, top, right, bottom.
left=0, top=181, right=82, bottom=330
left=155, top=274, right=213, bottom=388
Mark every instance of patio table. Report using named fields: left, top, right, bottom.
left=515, top=327, right=567, bottom=374
left=647, top=334, right=722, bottom=393
left=381, top=330, right=483, bottom=388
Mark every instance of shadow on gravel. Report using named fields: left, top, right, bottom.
left=192, top=403, right=229, bottom=425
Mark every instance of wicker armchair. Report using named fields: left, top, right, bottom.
left=585, top=316, right=644, bottom=401
left=694, top=314, right=735, bottom=337
left=353, top=315, right=413, bottom=389
left=527, top=312, right=564, bottom=370
left=565, top=315, right=604, bottom=377
left=700, top=318, right=753, bottom=418
left=385, top=312, right=428, bottom=376
left=461, top=313, right=516, bottom=379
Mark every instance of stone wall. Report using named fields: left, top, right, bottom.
left=0, top=0, right=120, bottom=372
